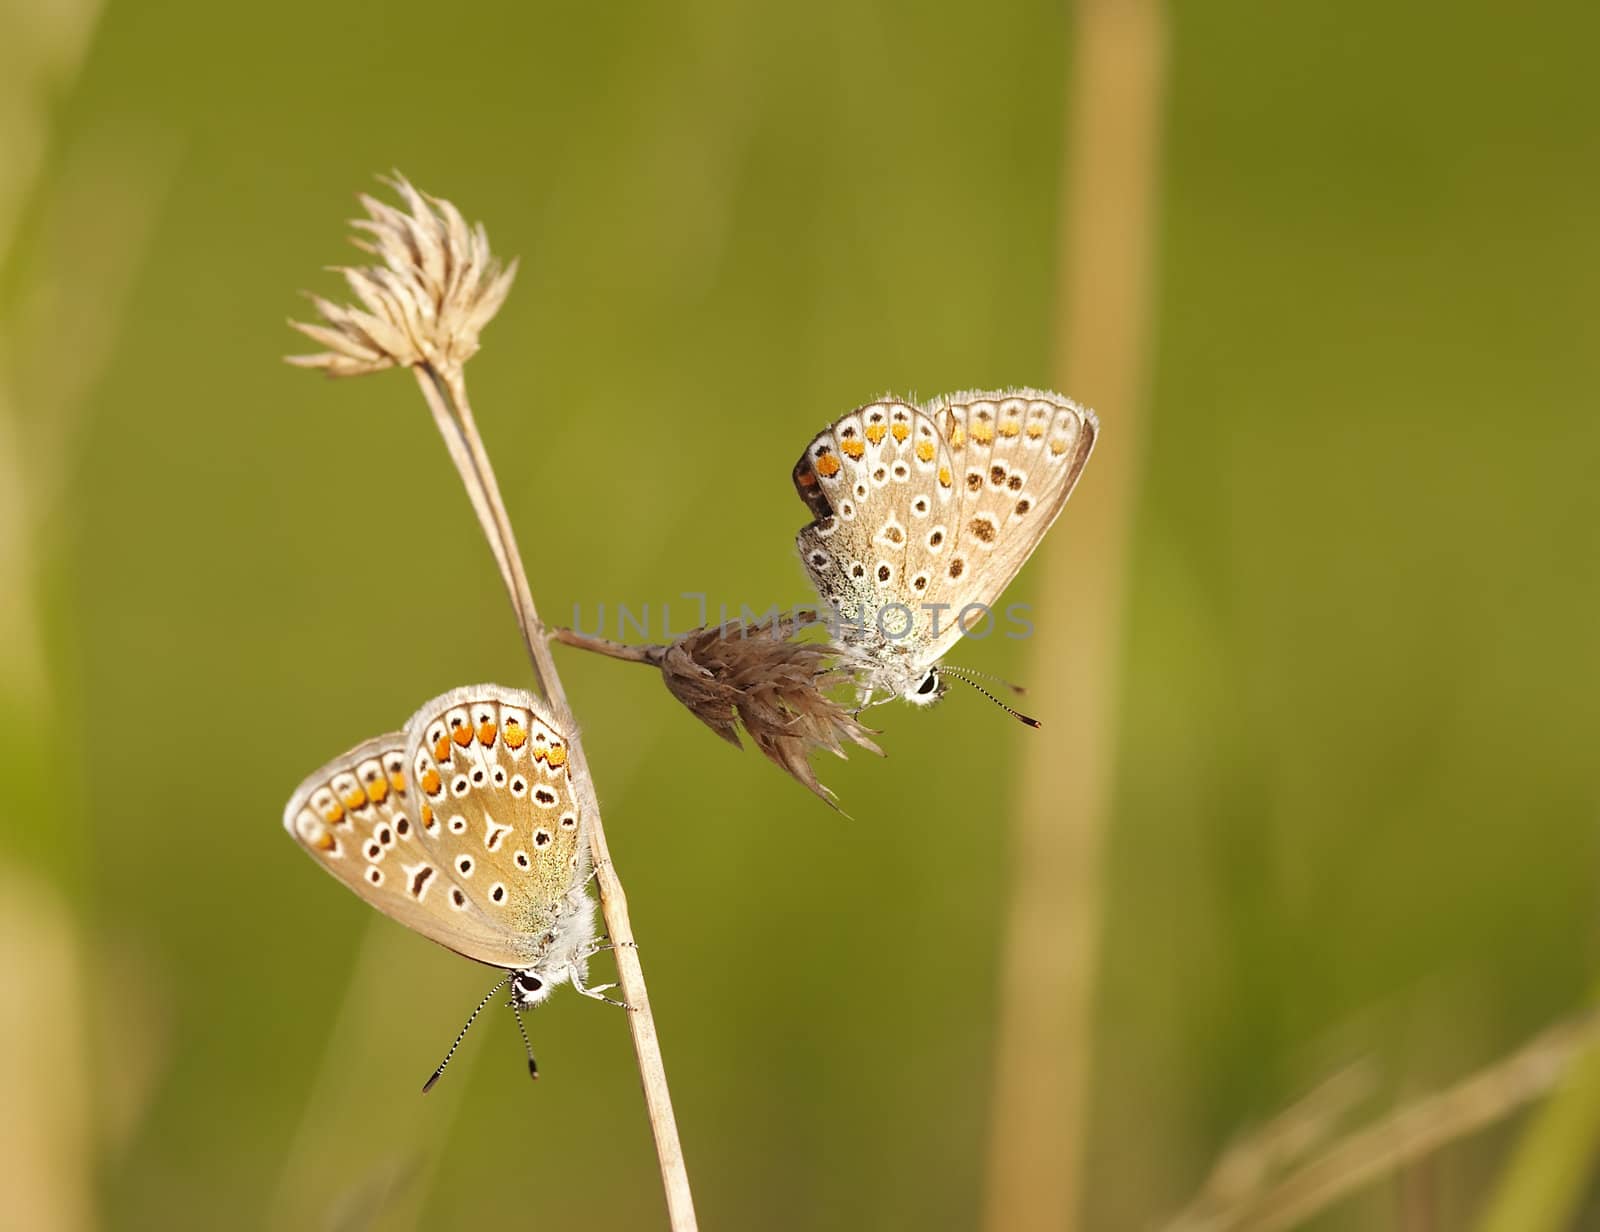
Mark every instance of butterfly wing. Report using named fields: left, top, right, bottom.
left=403, top=684, right=591, bottom=955
left=792, top=389, right=1096, bottom=675
left=283, top=733, right=527, bottom=967
left=914, top=389, right=1096, bottom=661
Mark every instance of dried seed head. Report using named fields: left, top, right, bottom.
left=646, top=613, right=882, bottom=807
left=286, top=173, right=517, bottom=377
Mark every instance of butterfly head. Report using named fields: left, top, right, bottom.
left=512, top=968, right=557, bottom=1008
left=904, top=666, right=947, bottom=707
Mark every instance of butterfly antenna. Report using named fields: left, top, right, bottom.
left=942, top=663, right=1029, bottom=695
left=512, top=1004, right=539, bottom=1081
left=422, top=973, right=511, bottom=1094
left=944, top=668, right=1043, bottom=728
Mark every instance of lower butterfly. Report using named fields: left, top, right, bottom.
left=283, top=683, right=624, bottom=1088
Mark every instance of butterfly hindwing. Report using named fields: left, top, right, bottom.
left=403, top=684, right=590, bottom=952
left=794, top=398, right=957, bottom=645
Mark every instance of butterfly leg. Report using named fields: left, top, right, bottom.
left=579, top=936, right=638, bottom=960
left=569, top=964, right=634, bottom=1011
left=851, top=684, right=894, bottom=716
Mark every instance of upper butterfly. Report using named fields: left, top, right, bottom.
left=792, top=389, right=1097, bottom=707
left=283, top=684, right=618, bottom=1080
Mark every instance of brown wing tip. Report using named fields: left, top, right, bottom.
left=791, top=450, right=835, bottom=519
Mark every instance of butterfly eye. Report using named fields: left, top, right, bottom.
left=916, top=671, right=940, bottom=697
left=511, top=971, right=548, bottom=1007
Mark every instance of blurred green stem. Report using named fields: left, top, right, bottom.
left=980, top=2, right=1166, bottom=1228
left=1474, top=998, right=1600, bottom=1232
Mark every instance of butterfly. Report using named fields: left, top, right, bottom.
left=283, top=683, right=620, bottom=1085
left=791, top=389, right=1097, bottom=713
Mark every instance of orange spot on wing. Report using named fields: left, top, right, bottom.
left=865, top=423, right=886, bottom=444
left=321, top=803, right=345, bottom=825
left=421, top=802, right=434, bottom=827
left=1050, top=439, right=1069, bottom=455
left=389, top=770, right=407, bottom=794
left=815, top=453, right=842, bottom=477
left=938, top=466, right=952, bottom=488
left=432, top=734, right=451, bottom=761
left=342, top=786, right=367, bottom=810
left=1026, top=422, right=1046, bottom=439
left=314, top=831, right=337, bottom=852
left=841, top=439, right=866, bottom=460
left=502, top=721, right=528, bottom=749
left=547, top=745, right=567, bottom=768
left=367, top=777, right=389, bottom=803
left=915, top=441, right=935, bottom=463
left=451, top=725, right=473, bottom=748
left=891, top=422, right=909, bottom=442
left=999, top=420, right=1020, bottom=438
left=420, top=768, right=442, bottom=796
left=796, top=469, right=817, bottom=488
left=478, top=720, right=498, bottom=746
left=971, top=423, right=995, bottom=444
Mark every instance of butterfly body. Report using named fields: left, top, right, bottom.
left=284, top=684, right=598, bottom=1009
left=792, top=389, right=1098, bottom=705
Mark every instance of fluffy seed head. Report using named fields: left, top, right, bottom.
left=650, top=612, right=883, bottom=807
left=286, top=173, right=517, bottom=377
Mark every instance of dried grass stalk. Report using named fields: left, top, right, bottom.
left=286, top=174, right=697, bottom=1231
left=1162, top=1011, right=1600, bottom=1232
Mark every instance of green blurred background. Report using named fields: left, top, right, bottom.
left=4, top=1, right=1599, bottom=1229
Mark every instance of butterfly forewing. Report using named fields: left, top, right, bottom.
left=283, top=733, right=522, bottom=965
left=915, top=390, right=1096, bottom=661
left=403, top=685, right=590, bottom=948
